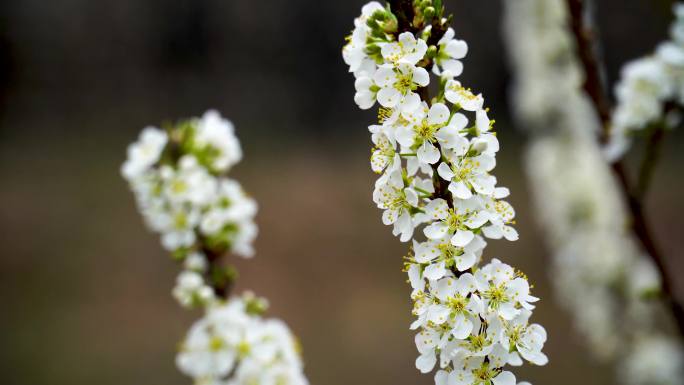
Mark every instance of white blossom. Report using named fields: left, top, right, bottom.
left=375, top=62, right=429, bottom=112
left=122, top=110, right=258, bottom=258
left=123, top=112, right=307, bottom=385
left=445, top=79, right=484, bottom=112
left=195, top=110, right=243, bottom=172
left=606, top=4, right=684, bottom=160
left=433, top=28, right=468, bottom=77
left=343, top=4, right=547, bottom=384
left=121, top=127, right=168, bottom=179
left=620, top=335, right=684, bottom=385
left=177, top=294, right=308, bottom=385
left=173, top=270, right=216, bottom=308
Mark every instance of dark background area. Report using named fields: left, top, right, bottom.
left=0, top=1, right=682, bottom=384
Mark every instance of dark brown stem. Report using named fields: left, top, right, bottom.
left=566, top=0, right=684, bottom=336
left=389, top=0, right=456, bottom=274
left=566, top=0, right=612, bottom=140
left=203, top=246, right=233, bottom=299
left=612, top=162, right=684, bottom=335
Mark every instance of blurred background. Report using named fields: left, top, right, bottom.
left=1, top=0, right=683, bottom=384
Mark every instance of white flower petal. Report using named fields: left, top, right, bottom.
left=425, top=222, right=449, bottom=239
left=492, top=371, right=516, bottom=385
left=413, top=67, right=430, bottom=87
left=437, top=162, right=455, bottom=180
left=448, top=181, right=472, bottom=199
left=377, top=87, right=401, bottom=107
left=451, top=229, right=474, bottom=247
left=416, top=351, right=437, bottom=373
left=418, top=141, right=441, bottom=164
left=428, top=103, right=451, bottom=125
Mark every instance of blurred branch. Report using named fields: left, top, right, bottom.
left=566, top=0, right=612, bottom=140
left=203, top=246, right=235, bottom=299
left=636, top=124, right=666, bottom=201
left=612, top=161, right=684, bottom=336
left=565, top=0, right=684, bottom=336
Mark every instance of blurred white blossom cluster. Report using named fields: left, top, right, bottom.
left=177, top=293, right=308, bottom=385
left=606, top=3, right=684, bottom=160
left=344, top=2, right=547, bottom=384
left=504, top=0, right=684, bottom=383
left=502, top=0, right=585, bottom=133
left=122, top=111, right=308, bottom=385
left=528, top=134, right=669, bottom=360
left=122, top=110, right=257, bottom=307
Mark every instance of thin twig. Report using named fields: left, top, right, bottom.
left=612, top=161, right=684, bottom=334
left=203, top=246, right=233, bottom=299
left=566, top=0, right=612, bottom=140
left=636, top=125, right=666, bottom=201
left=566, top=0, right=684, bottom=336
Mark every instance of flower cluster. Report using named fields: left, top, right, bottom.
left=606, top=3, right=684, bottom=160
left=177, top=293, right=308, bottom=385
left=619, top=335, right=684, bottom=385
left=503, top=1, right=684, bottom=383
left=502, top=0, right=583, bottom=130
left=122, top=110, right=258, bottom=307
left=122, top=110, right=256, bottom=257
left=122, top=111, right=308, bottom=385
left=344, top=2, right=547, bottom=384
left=527, top=134, right=667, bottom=359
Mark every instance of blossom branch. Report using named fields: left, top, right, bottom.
left=343, top=2, right=549, bottom=383
left=122, top=111, right=308, bottom=385
left=393, top=1, right=454, bottom=210
left=566, top=0, right=684, bottom=336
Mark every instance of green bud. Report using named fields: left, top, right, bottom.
left=426, top=45, right=438, bottom=59
left=366, top=43, right=382, bottom=60
left=366, top=17, right=380, bottom=31
left=413, top=14, right=424, bottom=29
left=244, top=293, right=269, bottom=316
left=171, top=247, right=189, bottom=261
left=640, top=287, right=662, bottom=301
left=382, top=14, right=398, bottom=33
left=211, top=264, right=239, bottom=288
left=424, top=6, right=435, bottom=21
left=434, top=0, right=443, bottom=11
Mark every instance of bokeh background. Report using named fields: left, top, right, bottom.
left=1, top=0, right=683, bottom=384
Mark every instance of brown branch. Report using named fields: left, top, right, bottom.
left=566, top=0, right=684, bottom=336
left=566, top=0, right=612, bottom=139
left=636, top=125, right=666, bottom=201
left=634, top=102, right=676, bottom=201
left=612, top=162, right=684, bottom=335
left=203, top=246, right=234, bottom=299
left=389, top=0, right=458, bottom=278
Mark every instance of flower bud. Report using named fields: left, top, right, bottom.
left=424, top=6, right=436, bottom=21
left=427, top=45, right=438, bottom=59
